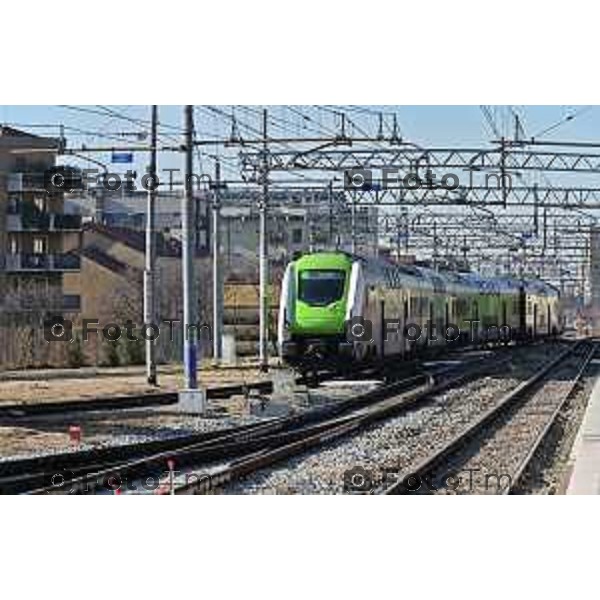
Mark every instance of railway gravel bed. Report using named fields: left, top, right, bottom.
left=428, top=346, right=594, bottom=494
left=0, top=412, right=260, bottom=462
left=0, top=380, right=381, bottom=462
left=508, top=355, right=600, bottom=494
left=221, top=343, right=568, bottom=494
left=0, top=346, right=532, bottom=464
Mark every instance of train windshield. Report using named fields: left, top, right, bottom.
left=298, top=269, right=346, bottom=306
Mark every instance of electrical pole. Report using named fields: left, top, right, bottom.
left=433, top=222, right=438, bottom=270
left=259, top=108, right=269, bottom=372
left=351, top=192, right=357, bottom=254
left=212, top=159, right=223, bottom=365
left=182, top=105, right=198, bottom=389
left=373, top=194, right=379, bottom=258
left=144, top=105, right=158, bottom=386
left=308, top=213, right=315, bottom=253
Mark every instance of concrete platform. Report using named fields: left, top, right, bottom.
left=567, top=365, right=600, bottom=494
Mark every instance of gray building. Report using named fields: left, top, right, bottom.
left=65, top=185, right=379, bottom=277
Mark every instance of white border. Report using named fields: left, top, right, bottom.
left=2, top=497, right=599, bottom=599
left=1, top=1, right=597, bottom=103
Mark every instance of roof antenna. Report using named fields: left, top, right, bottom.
left=390, top=114, right=402, bottom=145
left=230, top=109, right=241, bottom=143
left=377, top=113, right=384, bottom=141
left=334, top=111, right=349, bottom=143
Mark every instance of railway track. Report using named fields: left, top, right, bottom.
left=209, top=341, right=576, bottom=494
left=0, top=357, right=421, bottom=421
left=0, top=381, right=274, bottom=420
left=9, top=347, right=512, bottom=495
left=4, top=372, right=428, bottom=494
left=0, top=341, right=573, bottom=495
left=380, top=339, right=596, bottom=495
left=171, top=348, right=538, bottom=495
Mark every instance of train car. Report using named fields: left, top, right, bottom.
left=278, top=251, right=562, bottom=365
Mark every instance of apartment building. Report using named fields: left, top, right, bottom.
left=0, top=126, right=81, bottom=316
left=64, top=186, right=209, bottom=252
left=66, top=185, right=378, bottom=275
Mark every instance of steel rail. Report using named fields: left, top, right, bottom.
left=506, top=342, right=597, bottom=494
left=0, top=357, right=423, bottom=420
left=380, top=341, right=588, bottom=495
left=5, top=344, right=547, bottom=494
left=18, top=372, right=429, bottom=495
left=173, top=354, right=519, bottom=495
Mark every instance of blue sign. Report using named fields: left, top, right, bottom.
left=111, top=152, right=134, bottom=164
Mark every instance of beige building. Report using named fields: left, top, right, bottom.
left=62, top=223, right=211, bottom=364
left=64, top=223, right=188, bottom=324
left=0, top=126, right=81, bottom=316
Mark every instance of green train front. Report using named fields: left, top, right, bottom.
left=278, top=252, right=354, bottom=362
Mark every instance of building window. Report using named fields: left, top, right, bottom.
left=33, top=236, right=47, bottom=255
left=292, top=228, right=303, bottom=244
left=8, top=235, right=18, bottom=254
left=62, top=294, right=81, bottom=311
left=8, top=194, right=20, bottom=214
left=34, top=195, right=47, bottom=213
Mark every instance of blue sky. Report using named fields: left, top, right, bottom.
left=2, top=105, right=595, bottom=143
left=1, top=105, right=597, bottom=181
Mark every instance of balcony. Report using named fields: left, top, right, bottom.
left=7, top=172, right=47, bottom=192
left=5, top=212, right=82, bottom=232
left=4, top=253, right=81, bottom=272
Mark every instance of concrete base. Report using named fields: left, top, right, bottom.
left=177, top=389, right=207, bottom=414
left=221, top=333, right=237, bottom=366
left=249, top=399, right=293, bottom=417
left=271, top=368, right=296, bottom=401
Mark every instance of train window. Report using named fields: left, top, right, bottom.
left=298, top=270, right=346, bottom=306
left=410, top=297, right=418, bottom=315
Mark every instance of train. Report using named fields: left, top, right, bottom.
left=277, top=251, right=562, bottom=365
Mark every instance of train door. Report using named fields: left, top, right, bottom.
left=533, top=303, right=538, bottom=339
left=444, top=297, right=453, bottom=346
left=355, top=285, right=375, bottom=362
left=428, top=301, right=434, bottom=347
left=547, top=304, right=551, bottom=336
left=380, top=299, right=386, bottom=358
left=403, top=295, right=409, bottom=357
left=442, top=300, right=450, bottom=337
left=448, top=296, right=457, bottom=343
left=472, top=300, right=479, bottom=345
left=419, top=293, right=427, bottom=351
left=519, top=287, right=527, bottom=340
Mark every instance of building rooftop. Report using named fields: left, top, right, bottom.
left=0, top=125, right=61, bottom=149
left=83, top=222, right=183, bottom=258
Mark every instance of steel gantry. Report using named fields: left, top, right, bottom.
left=238, top=137, right=600, bottom=298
